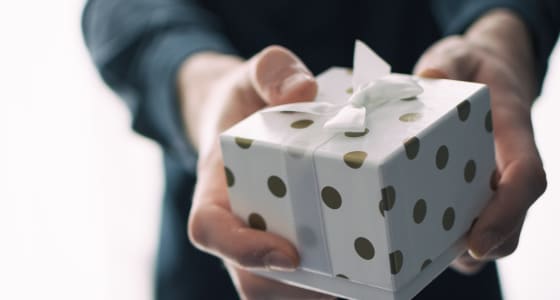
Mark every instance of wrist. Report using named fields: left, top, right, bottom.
left=465, top=9, right=538, bottom=99
left=177, top=52, right=243, bottom=152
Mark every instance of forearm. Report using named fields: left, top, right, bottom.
left=177, top=53, right=244, bottom=152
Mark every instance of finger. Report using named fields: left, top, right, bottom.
left=249, top=45, right=318, bottom=105
left=227, top=264, right=334, bottom=300
left=468, top=158, right=544, bottom=258
left=480, top=225, right=523, bottom=260
left=189, top=146, right=300, bottom=270
left=451, top=251, right=486, bottom=275
left=414, top=36, right=480, bottom=80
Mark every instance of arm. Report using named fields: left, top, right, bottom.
left=417, top=6, right=556, bottom=273
left=82, top=0, right=236, bottom=172
left=83, top=1, right=330, bottom=298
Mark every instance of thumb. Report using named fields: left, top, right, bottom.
left=249, top=45, right=318, bottom=106
left=414, top=36, right=478, bottom=81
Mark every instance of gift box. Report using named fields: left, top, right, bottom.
left=220, top=41, right=495, bottom=300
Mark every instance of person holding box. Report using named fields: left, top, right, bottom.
left=83, top=1, right=559, bottom=299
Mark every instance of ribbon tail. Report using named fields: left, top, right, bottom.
left=323, top=105, right=366, bottom=132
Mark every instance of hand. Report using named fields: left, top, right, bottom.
left=178, top=46, right=333, bottom=299
left=414, top=9, right=547, bottom=274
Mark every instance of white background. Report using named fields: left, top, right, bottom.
left=0, top=1, right=557, bottom=299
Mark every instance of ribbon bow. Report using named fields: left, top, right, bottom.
left=264, top=40, right=424, bottom=132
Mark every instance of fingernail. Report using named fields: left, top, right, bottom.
left=471, top=231, right=501, bottom=259
left=263, top=251, right=297, bottom=271
left=418, top=68, right=449, bottom=79
left=279, top=72, right=313, bottom=96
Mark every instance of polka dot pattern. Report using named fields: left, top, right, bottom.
left=354, top=237, right=375, bottom=260
left=321, top=186, right=342, bottom=209
left=343, top=151, right=368, bottom=169
left=457, top=100, right=471, bottom=121
left=421, top=259, right=432, bottom=271
left=464, top=160, right=476, bottom=183
left=485, top=110, right=493, bottom=132
left=344, top=128, right=369, bottom=138
left=248, top=213, right=267, bottom=231
left=389, top=250, right=403, bottom=275
left=404, top=137, right=420, bottom=160
left=346, top=87, right=354, bottom=94
left=220, top=67, right=497, bottom=286
left=380, top=186, right=396, bottom=214
left=442, top=207, right=455, bottom=231
left=413, top=199, right=427, bottom=224
left=379, top=200, right=386, bottom=217
left=235, top=137, right=253, bottom=149
left=291, top=119, right=314, bottom=129
left=267, top=176, right=287, bottom=198
left=435, top=145, right=449, bottom=170
left=399, top=112, right=422, bottom=122
left=336, top=274, right=349, bottom=279
left=224, top=167, right=234, bottom=187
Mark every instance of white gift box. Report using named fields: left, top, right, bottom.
left=220, top=41, right=495, bottom=300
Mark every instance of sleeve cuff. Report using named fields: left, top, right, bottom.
left=133, top=28, right=237, bottom=173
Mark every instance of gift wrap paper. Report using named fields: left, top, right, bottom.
left=220, top=66, right=495, bottom=299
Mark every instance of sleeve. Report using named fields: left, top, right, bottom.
left=82, top=0, right=237, bottom=173
left=430, top=0, right=559, bottom=88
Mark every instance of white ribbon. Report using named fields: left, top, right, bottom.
left=263, top=40, right=424, bottom=132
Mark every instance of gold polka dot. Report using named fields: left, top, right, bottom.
left=343, top=151, right=368, bottom=169
left=291, top=119, right=314, bottom=129
left=464, top=160, right=476, bottom=183
left=224, top=167, right=234, bottom=187
left=346, top=87, right=354, bottom=94
left=401, top=96, right=417, bottom=101
left=336, top=274, right=349, bottom=279
left=354, top=237, right=375, bottom=260
left=280, top=110, right=297, bottom=114
left=234, top=137, right=253, bottom=149
left=485, top=110, right=493, bottom=132
left=436, top=145, right=449, bottom=170
left=421, top=259, right=432, bottom=271
left=399, top=112, right=422, bottom=122
left=413, top=199, right=427, bottom=224
left=404, top=137, right=420, bottom=160
left=321, top=186, right=342, bottom=209
left=248, top=213, right=266, bottom=231
left=379, top=186, right=396, bottom=214
left=490, top=169, right=498, bottom=191
left=442, top=207, right=455, bottom=231
left=457, top=100, right=471, bottom=121
left=267, top=176, right=287, bottom=198
left=346, top=68, right=353, bottom=75
left=344, top=128, right=369, bottom=138
left=389, top=250, right=403, bottom=275
left=379, top=200, right=386, bottom=217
